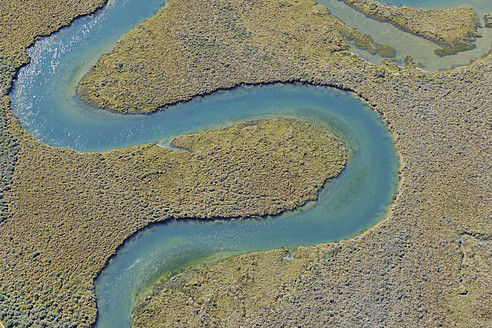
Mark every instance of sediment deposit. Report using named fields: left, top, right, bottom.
left=0, top=0, right=490, bottom=327
left=340, top=0, right=480, bottom=56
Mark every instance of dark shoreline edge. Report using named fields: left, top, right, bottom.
left=86, top=79, right=401, bottom=326
left=1, top=0, right=490, bottom=326
left=92, top=147, right=353, bottom=305
left=4, top=1, right=110, bottom=97
left=338, top=0, right=481, bottom=57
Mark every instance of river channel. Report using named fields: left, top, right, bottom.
left=9, top=0, right=490, bottom=327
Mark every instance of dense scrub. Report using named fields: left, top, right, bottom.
left=78, top=0, right=393, bottom=113
left=0, top=59, right=19, bottom=226
left=132, top=53, right=492, bottom=328
left=0, top=3, right=110, bottom=325
left=0, top=0, right=490, bottom=327
left=0, top=98, right=18, bottom=225
left=0, top=0, right=111, bottom=248
left=0, top=117, right=345, bottom=327
left=0, top=0, right=107, bottom=66
left=340, top=0, right=480, bottom=56
left=0, top=60, right=16, bottom=95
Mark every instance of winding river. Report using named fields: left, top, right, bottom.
left=9, top=0, right=491, bottom=327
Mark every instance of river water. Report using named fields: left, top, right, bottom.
left=9, top=0, right=490, bottom=327
left=318, top=0, right=492, bottom=71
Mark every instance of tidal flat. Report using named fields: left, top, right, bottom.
left=0, top=0, right=491, bottom=327
left=340, top=0, right=480, bottom=56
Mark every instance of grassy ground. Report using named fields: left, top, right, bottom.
left=132, top=52, right=492, bottom=328
left=91, top=1, right=492, bottom=326
left=78, top=0, right=394, bottom=113
left=0, top=2, right=343, bottom=326
left=340, top=0, right=480, bottom=56
left=0, top=0, right=490, bottom=327
left=0, top=0, right=107, bottom=66
left=0, top=112, right=345, bottom=326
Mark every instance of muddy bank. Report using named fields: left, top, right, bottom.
left=78, top=0, right=393, bottom=114
left=340, top=0, right=480, bottom=56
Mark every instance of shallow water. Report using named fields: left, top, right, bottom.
left=378, top=0, right=489, bottom=11
left=10, top=1, right=492, bottom=145
left=318, top=0, right=492, bottom=71
left=92, top=85, right=399, bottom=327
left=8, top=0, right=488, bottom=327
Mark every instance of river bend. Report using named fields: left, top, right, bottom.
left=10, top=0, right=488, bottom=326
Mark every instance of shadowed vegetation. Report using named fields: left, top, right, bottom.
left=78, top=0, right=393, bottom=113
left=0, top=116, right=345, bottom=327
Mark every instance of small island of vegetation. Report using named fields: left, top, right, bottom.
left=339, top=0, right=481, bottom=57
left=0, top=0, right=490, bottom=327
left=77, top=0, right=394, bottom=114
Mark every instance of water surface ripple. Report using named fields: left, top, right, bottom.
left=11, top=0, right=486, bottom=327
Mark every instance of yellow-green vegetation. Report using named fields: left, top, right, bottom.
left=0, top=0, right=107, bottom=66
left=433, top=43, right=476, bottom=57
left=340, top=0, right=480, bottom=56
left=132, top=247, right=313, bottom=327
left=447, top=234, right=492, bottom=326
left=78, top=0, right=392, bottom=113
left=485, top=14, right=492, bottom=28
left=0, top=2, right=105, bottom=325
left=0, top=0, right=104, bottom=224
left=131, top=52, right=492, bottom=327
left=0, top=61, right=16, bottom=95
left=0, top=114, right=345, bottom=326
left=0, top=0, right=490, bottom=327
left=0, top=96, right=17, bottom=224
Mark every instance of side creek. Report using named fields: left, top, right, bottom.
left=8, top=0, right=491, bottom=327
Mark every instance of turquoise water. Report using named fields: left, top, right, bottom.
left=92, top=86, right=399, bottom=327
left=8, top=0, right=487, bottom=327
left=378, top=0, right=489, bottom=11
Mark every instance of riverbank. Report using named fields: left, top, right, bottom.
left=131, top=52, right=491, bottom=328
left=78, top=0, right=394, bottom=114
left=96, top=1, right=492, bottom=325
left=0, top=2, right=109, bottom=325
left=339, top=0, right=480, bottom=56
left=0, top=0, right=107, bottom=67
left=0, top=110, right=346, bottom=327
left=76, top=0, right=492, bottom=325
left=0, top=0, right=490, bottom=327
